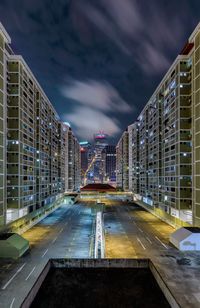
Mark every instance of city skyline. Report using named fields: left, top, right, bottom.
left=0, top=1, right=200, bottom=141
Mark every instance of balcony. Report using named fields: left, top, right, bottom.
left=180, top=85, right=191, bottom=95
left=7, top=165, right=19, bottom=174
left=180, top=156, right=191, bottom=164
left=180, top=109, right=191, bottom=118
left=180, top=96, right=191, bottom=107
left=7, top=176, right=18, bottom=185
left=180, top=165, right=192, bottom=176
left=180, top=143, right=192, bottom=152
left=180, top=131, right=192, bottom=141
left=7, top=107, right=18, bottom=117
left=180, top=119, right=191, bottom=130
left=9, top=73, right=19, bottom=83
left=7, top=85, right=19, bottom=95
left=7, top=62, right=19, bottom=72
left=7, top=119, right=19, bottom=129
left=179, top=189, right=192, bottom=198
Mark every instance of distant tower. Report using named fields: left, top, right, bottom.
left=92, top=132, right=109, bottom=183
left=80, top=141, right=91, bottom=185
left=102, top=145, right=116, bottom=185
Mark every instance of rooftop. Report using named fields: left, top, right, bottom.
left=81, top=183, right=116, bottom=192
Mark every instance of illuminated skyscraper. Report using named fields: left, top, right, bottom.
left=102, top=145, right=116, bottom=185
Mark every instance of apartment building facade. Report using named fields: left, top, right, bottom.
left=117, top=23, right=200, bottom=227
left=128, top=123, right=139, bottom=195
left=0, top=23, right=80, bottom=229
left=0, top=25, right=8, bottom=228
left=116, top=130, right=129, bottom=191
left=67, top=128, right=81, bottom=191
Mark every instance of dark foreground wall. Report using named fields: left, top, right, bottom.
left=21, top=259, right=178, bottom=308
left=31, top=267, right=169, bottom=308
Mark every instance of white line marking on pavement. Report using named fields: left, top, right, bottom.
left=137, top=237, right=146, bottom=250
left=59, top=228, right=63, bottom=233
left=155, top=236, right=168, bottom=249
left=25, top=266, right=36, bottom=281
left=138, top=228, right=143, bottom=233
left=52, top=236, right=58, bottom=244
left=64, top=222, right=68, bottom=226
left=146, top=237, right=152, bottom=244
left=41, top=249, right=48, bottom=258
left=10, top=297, right=15, bottom=308
left=2, top=263, right=26, bottom=290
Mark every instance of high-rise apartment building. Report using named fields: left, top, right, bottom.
left=0, top=23, right=80, bottom=229
left=117, top=23, right=200, bottom=227
left=128, top=123, right=139, bottom=194
left=116, top=130, right=129, bottom=191
left=102, top=145, right=116, bottom=185
left=0, top=24, right=8, bottom=228
left=67, top=128, right=81, bottom=191
left=80, top=141, right=91, bottom=185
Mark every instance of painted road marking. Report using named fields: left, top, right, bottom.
left=2, top=263, right=26, bottom=290
left=41, top=249, right=48, bottom=258
left=145, top=236, right=152, bottom=244
left=52, top=236, right=58, bottom=244
left=137, top=237, right=146, bottom=250
left=64, top=222, right=68, bottom=226
left=155, top=236, right=168, bottom=249
left=59, top=228, right=63, bottom=233
left=138, top=228, right=143, bottom=233
left=194, top=292, right=200, bottom=303
left=25, top=266, right=36, bottom=281
left=10, top=297, right=15, bottom=308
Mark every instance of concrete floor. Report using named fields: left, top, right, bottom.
left=0, top=201, right=95, bottom=308
left=0, top=199, right=200, bottom=307
left=104, top=201, right=200, bottom=308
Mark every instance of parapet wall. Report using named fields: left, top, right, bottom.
left=21, top=258, right=180, bottom=308
left=51, top=258, right=149, bottom=268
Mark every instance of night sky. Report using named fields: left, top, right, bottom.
left=0, top=0, right=199, bottom=142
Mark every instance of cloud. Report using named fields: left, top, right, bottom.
left=61, top=79, right=132, bottom=140
left=64, top=107, right=121, bottom=140
left=137, top=42, right=170, bottom=74
left=61, top=80, right=131, bottom=112
left=77, top=0, right=190, bottom=74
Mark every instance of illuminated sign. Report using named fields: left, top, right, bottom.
left=95, top=134, right=106, bottom=139
left=80, top=141, right=89, bottom=145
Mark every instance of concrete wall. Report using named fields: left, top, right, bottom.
left=20, top=258, right=180, bottom=308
